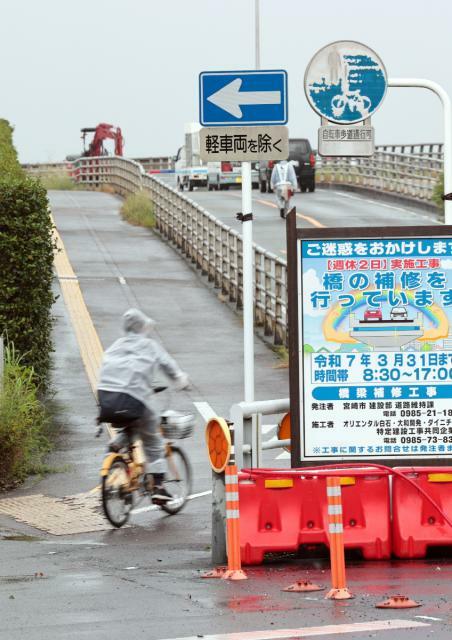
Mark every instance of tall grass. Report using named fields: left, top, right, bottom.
left=39, top=172, right=78, bottom=190
left=120, top=191, right=155, bottom=228
left=0, top=344, right=50, bottom=489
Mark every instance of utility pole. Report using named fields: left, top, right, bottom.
left=255, top=0, right=261, bottom=70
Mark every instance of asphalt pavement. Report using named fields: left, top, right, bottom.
left=158, top=176, right=441, bottom=260
left=0, top=188, right=450, bottom=640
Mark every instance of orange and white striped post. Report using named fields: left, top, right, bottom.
left=222, top=424, right=247, bottom=581
left=325, top=476, right=353, bottom=600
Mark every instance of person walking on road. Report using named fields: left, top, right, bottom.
left=97, top=308, right=190, bottom=504
left=270, top=159, right=298, bottom=218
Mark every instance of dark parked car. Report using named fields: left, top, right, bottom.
left=258, top=138, right=316, bottom=193
left=288, top=138, right=316, bottom=192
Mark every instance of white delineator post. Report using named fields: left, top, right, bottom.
left=241, top=161, right=255, bottom=403
left=388, top=78, right=452, bottom=225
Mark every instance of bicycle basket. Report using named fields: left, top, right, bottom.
left=161, top=410, right=195, bottom=439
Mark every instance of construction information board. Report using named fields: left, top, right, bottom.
left=200, top=125, right=288, bottom=162
left=291, top=227, right=452, bottom=462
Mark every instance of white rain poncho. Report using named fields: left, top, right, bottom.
left=97, top=308, right=187, bottom=409
left=270, top=161, right=298, bottom=210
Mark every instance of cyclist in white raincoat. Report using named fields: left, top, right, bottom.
left=97, top=308, right=190, bottom=504
left=270, top=160, right=298, bottom=218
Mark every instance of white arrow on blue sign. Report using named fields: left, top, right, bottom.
left=199, top=70, right=288, bottom=126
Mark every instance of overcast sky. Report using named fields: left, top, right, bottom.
left=0, top=0, right=450, bottom=162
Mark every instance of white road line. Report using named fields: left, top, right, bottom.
left=334, top=190, right=441, bottom=224
left=158, top=619, right=429, bottom=640
left=187, top=490, right=212, bottom=500
left=131, top=491, right=212, bottom=515
left=334, top=191, right=361, bottom=200
left=193, top=401, right=218, bottom=422
left=131, top=504, right=159, bottom=515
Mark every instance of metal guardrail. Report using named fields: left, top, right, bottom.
left=26, top=145, right=444, bottom=346
left=70, top=156, right=289, bottom=348
left=24, top=141, right=444, bottom=206
left=317, top=145, right=443, bottom=203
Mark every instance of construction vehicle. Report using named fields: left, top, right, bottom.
left=81, top=123, right=124, bottom=157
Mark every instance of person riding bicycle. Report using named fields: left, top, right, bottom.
left=270, top=159, right=298, bottom=218
left=97, top=308, right=190, bottom=505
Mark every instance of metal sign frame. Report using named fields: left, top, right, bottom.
left=286, top=211, right=452, bottom=468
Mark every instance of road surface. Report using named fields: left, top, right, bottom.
left=0, top=189, right=450, bottom=640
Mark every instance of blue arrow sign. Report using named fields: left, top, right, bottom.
left=199, top=70, right=288, bottom=126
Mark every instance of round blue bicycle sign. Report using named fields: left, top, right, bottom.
left=304, top=41, right=387, bottom=124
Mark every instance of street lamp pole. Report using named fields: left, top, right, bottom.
left=388, top=78, right=452, bottom=225
left=255, top=0, right=261, bottom=70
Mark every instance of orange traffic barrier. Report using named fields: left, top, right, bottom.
left=222, top=424, right=247, bottom=581
left=325, top=476, right=353, bottom=600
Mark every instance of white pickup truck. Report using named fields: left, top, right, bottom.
left=175, top=145, right=207, bottom=192
left=175, top=123, right=208, bottom=191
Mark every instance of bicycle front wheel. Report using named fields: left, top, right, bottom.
left=101, top=457, right=133, bottom=528
left=161, top=445, right=193, bottom=515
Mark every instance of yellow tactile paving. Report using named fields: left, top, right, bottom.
left=0, top=492, right=112, bottom=535
left=52, top=221, right=104, bottom=393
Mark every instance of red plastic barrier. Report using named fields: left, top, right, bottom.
left=392, top=466, right=452, bottom=558
left=238, top=469, right=391, bottom=565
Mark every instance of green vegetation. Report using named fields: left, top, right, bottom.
left=432, top=173, right=444, bottom=211
left=0, top=118, right=56, bottom=387
left=0, top=176, right=56, bottom=387
left=0, top=345, right=51, bottom=490
left=0, top=120, right=25, bottom=179
left=272, top=345, right=289, bottom=368
left=120, top=191, right=155, bottom=228
left=0, top=119, right=60, bottom=488
left=39, top=172, right=78, bottom=191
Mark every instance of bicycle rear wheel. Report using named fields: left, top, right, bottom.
left=161, top=445, right=192, bottom=515
left=101, top=457, right=133, bottom=527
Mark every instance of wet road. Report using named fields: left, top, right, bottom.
left=158, top=176, right=441, bottom=260
left=0, top=190, right=450, bottom=639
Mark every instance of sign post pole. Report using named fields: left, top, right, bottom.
left=241, top=160, right=255, bottom=403
left=199, top=68, right=289, bottom=406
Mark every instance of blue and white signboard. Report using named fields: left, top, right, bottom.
left=304, top=41, right=387, bottom=125
left=298, top=233, right=452, bottom=460
left=199, top=70, right=288, bottom=126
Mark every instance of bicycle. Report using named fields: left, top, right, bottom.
left=97, top=387, right=194, bottom=528
left=331, top=90, right=371, bottom=119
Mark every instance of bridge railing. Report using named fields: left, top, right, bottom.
left=71, top=155, right=289, bottom=347
left=317, top=145, right=443, bottom=203
left=37, top=146, right=444, bottom=346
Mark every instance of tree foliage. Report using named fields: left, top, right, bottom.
left=0, top=119, right=56, bottom=386
left=0, top=119, right=25, bottom=179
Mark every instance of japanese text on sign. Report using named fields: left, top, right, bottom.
left=200, top=125, right=289, bottom=162
left=299, top=234, right=452, bottom=460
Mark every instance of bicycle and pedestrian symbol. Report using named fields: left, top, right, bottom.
left=304, top=40, right=387, bottom=125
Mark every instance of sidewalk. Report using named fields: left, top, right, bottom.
left=3, top=188, right=289, bottom=506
